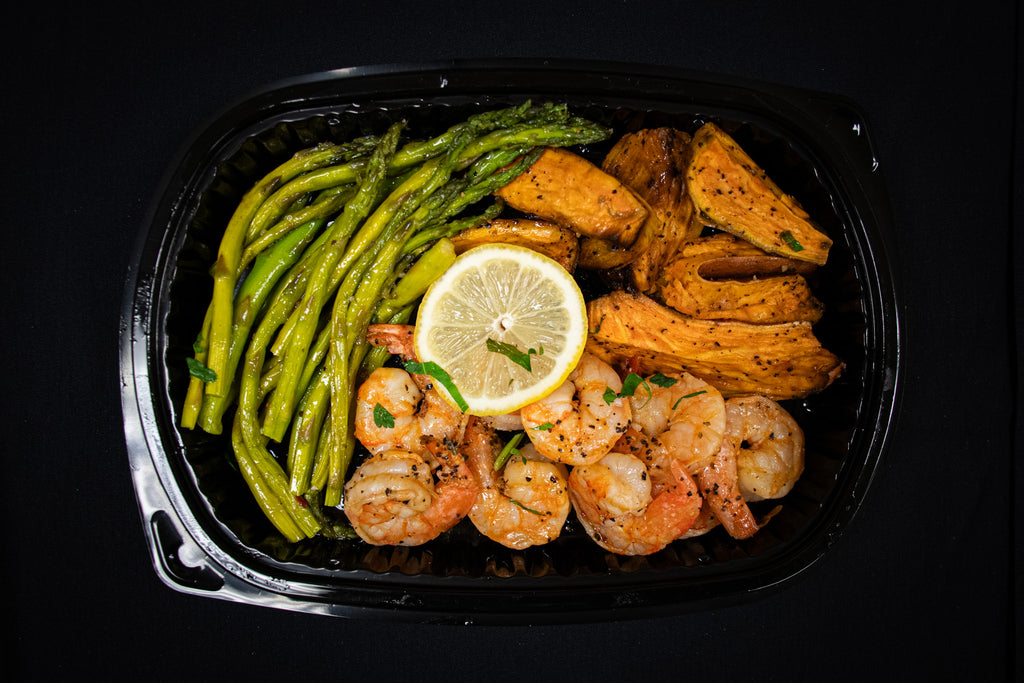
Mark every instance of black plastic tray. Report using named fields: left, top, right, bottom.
left=119, top=60, right=902, bottom=624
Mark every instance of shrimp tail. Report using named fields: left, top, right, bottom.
left=645, top=459, right=702, bottom=544
left=421, top=436, right=480, bottom=528
left=366, top=323, right=417, bottom=360
left=697, top=440, right=759, bottom=539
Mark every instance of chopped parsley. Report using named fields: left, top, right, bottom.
left=403, top=360, right=469, bottom=412
left=486, top=338, right=543, bottom=372
left=672, top=389, right=708, bottom=410
left=780, top=230, right=804, bottom=252
left=373, top=403, right=395, bottom=429
left=648, top=372, right=677, bottom=388
left=602, top=371, right=661, bottom=407
left=186, top=357, right=217, bottom=383
left=509, top=499, right=543, bottom=516
left=493, top=432, right=525, bottom=471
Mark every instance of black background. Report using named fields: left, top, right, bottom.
left=5, top=1, right=1020, bottom=679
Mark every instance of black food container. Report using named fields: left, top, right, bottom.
left=120, top=60, right=901, bottom=623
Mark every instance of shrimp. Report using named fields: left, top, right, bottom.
left=354, top=366, right=467, bottom=454
left=568, top=447, right=702, bottom=556
left=343, top=437, right=479, bottom=546
left=520, top=351, right=632, bottom=466
left=611, top=426, right=722, bottom=541
left=725, top=395, right=805, bottom=501
left=479, top=410, right=524, bottom=432
left=696, top=437, right=759, bottom=539
left=679, top=501, right=720, bottom=539
left=628, top=371, right=726, bottom=475
left=460, top=417, right=570, bottom=549
left=365, top=322, right=417, bottom=357
left=615, top=383, right=755, bottom=540
left=355, top=324, right=467, bottom=455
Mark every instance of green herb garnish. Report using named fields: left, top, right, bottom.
left=618, top=372, right=645, bottom=397
left=603, top=371, right=654, bottom=407
left=532, top=422, right=554, bottom=431
left=509, top=499, right=544, bottom=516
left=671, top=389, right=708, bottom=410
left=486, top=338, right=542, bottom=372
left=403, top=360, right=469, bottom=412
left=780, top=230, right=804, bottom=252
left=493, top=432, right=525, bottom=471
left=186, top=357, right=217, bottom=383
left=373, top=403, right=395, bottom=429
left=649, top=372, right=677, bottom=388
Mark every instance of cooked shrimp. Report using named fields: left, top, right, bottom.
left=725, top=395, right=805, bottom=501
left=610, top=425, right=719, bottom=540
left=343, top=437, right=479, bottom=546
left=520, top=351, right=631, bottom=466
left=460, top=417, right=570, bottom=549
left=628, top=371, right=726, bottom=475
left=679, top=502, right=720, bottom=539
left=356, top=322, right=468, bottom=454
left=479, top=410, right=523, bottom=432
left=696, top=437, right=759, bottom=539
left=568, top=449, right=702, bottom=556
left=365, top=322, right=417, bottom=358
left=354, top=365, right=467, bottom=455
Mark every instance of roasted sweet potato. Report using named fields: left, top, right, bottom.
left=575, top=208, right=661, bottom=270
left=687, top=123, right=832, bottom=266
left=495, top=147, right=649, bottom=246
left=447, top=218, right=579, bottom=272
left=600, top=127, right=704, bottom=292
left=586, top=291, right=843, bottom=399
left=655, top=233, right=824, bottom=323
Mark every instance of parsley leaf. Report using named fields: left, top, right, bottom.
left=509, top=498, right=544, bottom=516
left=403, top=360, right=469, bottom=412
left=649, top=372, right=677, bottom=388
left=671, top=389, right=708, bottom=410
left=780, top=230, right=805, bottom=252
left=373, top=403, right=395, bottom=429
left=186, top=357, right=217, bottom=383
left=486, top=338, right=542, bottom=372
left=602, top=372, right=654, bottom=406
left=493, top=432, right=525, bottom=471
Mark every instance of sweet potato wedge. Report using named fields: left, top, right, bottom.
left=575, top=208, right=661, bottom=270
left=601, top=127, right=703, bottom=291
left=447, top=218, right=579, bottom=272
left=655, top=233, right=824, bottom=323
left=586, top=291, right=843, bottom=399
left=687, top=123, right=832, bottom=266
left=495, top=147, right=649, bottom=246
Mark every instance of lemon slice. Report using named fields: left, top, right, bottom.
left=413, top=243, right=588, bottom=416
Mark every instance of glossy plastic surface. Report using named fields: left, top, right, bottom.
left=120, top=60, right=901, bottom=624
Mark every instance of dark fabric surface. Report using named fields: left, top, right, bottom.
left=4, top=1, right=1018, bottom=679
